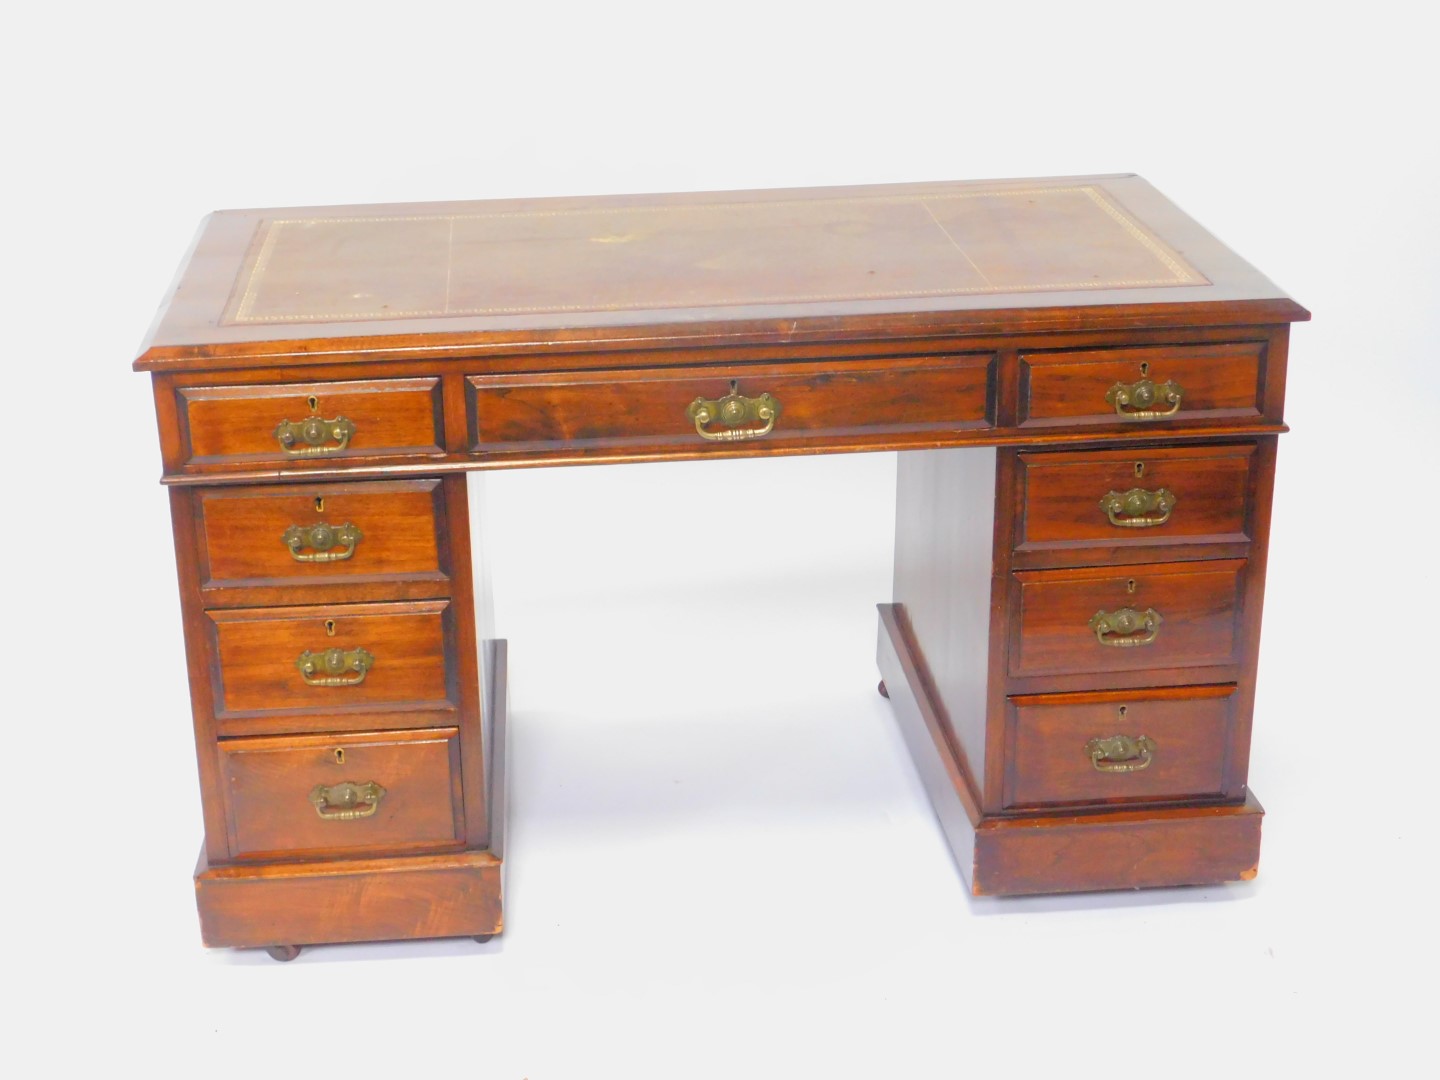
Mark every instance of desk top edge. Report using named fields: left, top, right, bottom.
left=134, top=175, right=1310, bottom=372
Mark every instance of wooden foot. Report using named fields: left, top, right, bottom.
left=877, top=679, right=890, bottom=699
left=473, top=934, right=497, bottom=944
left=265, top=944, right=301, bottom=962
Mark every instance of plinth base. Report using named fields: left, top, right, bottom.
left=877, top=606, right=1262, bottom=896
left=195, top=639, right=509, bottom=953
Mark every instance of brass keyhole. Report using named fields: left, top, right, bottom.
left=1118, top=705, right=1128, bottom=719
left=1126, top=578, right=1138, bottom=594
left=334, top=748, right=345, bottom=765
left=1134, top=461, right=1146, bottom=478
left=314, top=496, right=325, bottom=513
left=307, top=394, right=319, bottom=412
left=325, top=619, right=337, bottom=636
left=1139, top=362, right=1150, bottom=377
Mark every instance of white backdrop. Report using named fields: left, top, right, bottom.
left=6, top=2, right=1437, bottom=1075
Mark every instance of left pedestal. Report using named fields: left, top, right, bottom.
left=165, top=473, right=505, bottom=957
left=194, top=639, right=508, bottom=954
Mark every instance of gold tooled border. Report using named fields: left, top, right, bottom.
left=227, top=185, right=1209, bottom=324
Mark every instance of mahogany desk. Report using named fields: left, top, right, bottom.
left=134, top=176, right=1308, bottom=959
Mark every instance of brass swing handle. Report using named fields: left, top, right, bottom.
left=1089, top=607, right=1162, bottom=647
left=1105, top=379, right=1183, bottom=420
left=309, top=780, right=387, bottom=820
left=1099, top=487, right=1176, bottom=528
left=1085, top=734, right=1156, bottom=773
left=283, top=522, right=363, bottom=562
left=296, top=646, right=375, bottom=686
left=275, top=416, right=357, bottom=455
left=686, top=387, right=780, bottom=442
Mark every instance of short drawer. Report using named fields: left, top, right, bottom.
left=1004, top=686, right=1240, bottom=810
left=207, top=600, right=456, bottom=722
left=1016, top=443, right=1254, bottom=554
left=1019, top=342, right=1265, bottom=428
left=177, top=377, right=444, bottom=466
left=218, top=727, right=464, bottom=858
left=195, top=479, right=447, bottom=595
left=467, top=353, right=994, bottom=455
left=1009, top=559, right=1244, bottom=680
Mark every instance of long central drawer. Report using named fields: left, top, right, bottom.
left=466, top=353, right=996, bottom=455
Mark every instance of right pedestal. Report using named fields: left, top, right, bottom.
left=883, top=438, right=1276, bottom=896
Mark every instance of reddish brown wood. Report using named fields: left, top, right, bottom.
left=467, top=353, right=995, bottom=456
left=167, top=486, right=231, bottom=865
left=195, top=479, right=447, bottom=596
left=878, top=604, right=1263, bottom=895
left=142, top=323, right=1298, bottom=484
left=207, top=600, right=455, bottom=716
left=218, top=727, right=464, bottom=858
left=973, top=795, right=1263, bottom=895
left=1009, top=559, right=1246, bottom=681
left=891, top=447, right=998, bottom=793
left=135, top=177, right=1304, bottom=943
left=1019, top=341, right=1265, bottom=428
left=133, top=176, right=1307, bottom=373
left=1004, top=685, right=1240, bottom=810
left=1016, top=443, right=1255, bottom=553
left=441, top=474, right=490, bottom=848
left=176, top=377, right=444, bottom=467
left=1224, top=435, right=1280, bottom=796
left=876, top=604, right=981, bottom=878
left=195, top=849, right=503, bottom=948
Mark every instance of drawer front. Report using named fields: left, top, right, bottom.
left=1019, top=342, right=1264, bottom=428
left=1004, top=687, right=1238, bottom=809
left=1017, top=444, right=1254, bottom=553
left=467, top=354, right=994, bottom=454
left=219, top=727, right=464, bottom=857
left=196, top=480, right=446, bottom=592
left=208, top=601, right=455, bottom=718
left=1010, top=559, right=1244, bottom=679
left=178, top=377, right=443, bottom=465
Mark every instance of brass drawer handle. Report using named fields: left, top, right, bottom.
left=686, top=382, right=780, bottom=442
left=275, top=416, right=356, bottom=455
left=1085, top=734, right=1156, bottom=772
left=1105, top=379, right=1183, bottom=420
left=296, top=646, right=375, bottom=686
left=1099, top=487, right=1176, bottom=528
left=283, top=522, right=363, bottom=562
left=309, top=780, right=387, bottom=820
left=1089, top=607, right=1162, bottom=647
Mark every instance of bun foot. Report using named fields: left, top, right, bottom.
left=877, top=680, right=890, bottom=699
left=265, top=944, right=301, bottom=962
left=473, top=934, right=497, bottom=944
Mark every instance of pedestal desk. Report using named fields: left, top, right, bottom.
left=134, top=175, right=1308, bottom=959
